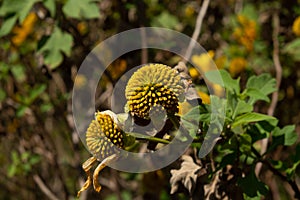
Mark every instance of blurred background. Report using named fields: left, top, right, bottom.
left=0, top=0, right=299, bottom=199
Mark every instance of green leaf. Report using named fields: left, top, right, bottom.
left=181, top=119, right=199, bottom=138
left=10, top=64, right=26, bottom=83
left=62, top=0, right=100, bottom=19
left=273, top=125, right=297, bottom=146
left=285, top=144, right=300, bottom=178
left=198, top=96, right=226, bottom=158
left=16, top=105, right=28, bottom=117
left=8, top=165, right=17, bottom=177
left=243, top=88, right=270, bottom=104
left=181, top=105, right=208, bottom=123
left=238, top=167, right=268, bottom=197
left=283, top=38, right=300, bottom=62
left=205, top=69, right=240, bottom=94
left=239, top=133, right=252, bottom=153
left=220, top=152, right=237, bottom=167
left=232, top=113, right=277, bottom=128
left=0, top=89, right=6, bottom=102
left=28, top=84, right=47, bottom=102
left=42, top=0, right=56, bottom=17
left=248, top=123, right=269, bottom=143
left=241, top=4, right=258, bottom=20
left=0, top=0, right=39, bottom=22
left=0, top=15, right=18, bottom=37
left=151, top=11, right=180, bottom=30
left=245, top=73, right=277, bottom=105
left=38, top=27, right=73, bottom=69
left=232, top=99, right=253, bottom=119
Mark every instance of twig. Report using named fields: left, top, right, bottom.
left=140, top=27, right=148, bottom=64
left=134, top=135, right=170, bottom=144
left=255, top=11, right=282, bottom=176
left=252, top=147, right=300, bottom=199
left=183, top=0, right=210, bottom=63
left=262, top=160, right=300, bottom=199
left=33, top=174, right=60, bottom=200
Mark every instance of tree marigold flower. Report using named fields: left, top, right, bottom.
left=12, top=12, right=37, bottom=46
left=86, top=111, right=125, bottom=160
left=125, top=64, right=184, bottom=119
left=292, top=16, right=300, bottom=37
left=229, top=57, right=247, bottom=77
left=191, top=50, right=215, bottom=73
left=233, top=14, right=257, bottom=52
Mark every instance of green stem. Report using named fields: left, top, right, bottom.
left=136, top=136, right=170, bottom=144
left=126, top=132, right=170, bottom=144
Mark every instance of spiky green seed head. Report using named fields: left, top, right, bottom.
left=86, top=111, right=125, bottom=160
left=125, top=64, right=184, bottom=119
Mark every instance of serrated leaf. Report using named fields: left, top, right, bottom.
left=0, top=15, right=18, bottom=37
left=205, top=69, right=240, bottom=94
left=245, top=74, right=277, bottom=105
left=151, top=11, right=179, bottom=29
left=232, top=99, right=253, bottom=119
left=273, top=125, right=297, bottom=146
left=63, top=0, right=100, bottom=19
left=38, top=27, right=73, bottom=69
left=43, top=0, right=56, bottom=17
left=0, top=0, right=39, bottom=22
left=232, top=113, right=277, bottom=128
left=283, top=38, right=300, bottom=61
left=243, top=88, right=270, bottom=104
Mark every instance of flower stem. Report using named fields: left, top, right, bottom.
left=126, top=132, right=170, bottom=144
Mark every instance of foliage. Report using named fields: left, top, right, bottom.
left=179, top=69, right=298, bottom=198
left=0, top=0, right=299, bottom=199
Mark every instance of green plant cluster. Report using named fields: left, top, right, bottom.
left=181, top=69, right=299, bottom=199
left=0, top=0, right=299, bottom=199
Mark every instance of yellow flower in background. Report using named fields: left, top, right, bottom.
left=198, top=91, right=210, bottom=104
left=233, top=14, right=257, bottom=52
left=74, top=74, right=87, bottom=89
left=107, top=59, right=127, bottom=80
left=237, top=15, right=248, bottom=26
left=12, top=12, right=37, bottom=46
left=211, top=83, right=224, bottom=97
left=184, top=5, right=195, bottom=17
left=77, top=22, right=88, bottom=35
left=189, top=67, right=200, bottom=79
left=214, top=55, right=226, bottom=69
left=292, top=16, right=300, bottom=37
left=229, top=57, right=247, bottom=77
left=178, top=101, right=193, bottom=115
left=191, top=50, right=215, bottom=73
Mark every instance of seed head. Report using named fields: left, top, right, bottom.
left=125, top=64, right=184, bottom=119
left=86, top=111, right=124, bottom=160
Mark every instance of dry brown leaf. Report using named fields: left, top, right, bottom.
left=170, top=155, right=201, bottom=195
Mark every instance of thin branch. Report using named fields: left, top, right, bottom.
left=140, top=27, right=148, bottom=64
left=33, top=174, right=60, bottom=200
left=251, top=147, right=300, bottom=199
left=255, top=11, right=282, bottom=177
left=134, top=135, right=170, bottom=144
left=183, top=0, right=210, bottom=63
left=262, top=160, right=300, bottom=199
